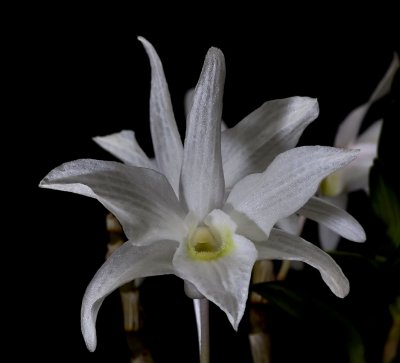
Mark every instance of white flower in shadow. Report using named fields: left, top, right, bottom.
left=318, top=54, right=399, bottom=250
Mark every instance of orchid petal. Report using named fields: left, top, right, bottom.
left=369, top=53, right=399, bottom=101
left=334, top=103, right=370, bottom=148
left=173, top=232, right=257, bottom=330
left=256, top=228, right=349, bottom=297
left=222, top=97, right=319, bottom=188
left=276, top=214, right=303, bottom=235
left=319, top=224, right=341, bottom=251
left=138, top=37, right=183, bottom=195
left=342, top=143, right=377, bottom=192
left=317, top=194, right=348, bottom=250
left=185, top=87, right=227, bottom=130
left=180, top=48, right=226, bottom=219
left=356, top=120, right=382, bottom=144
left=225, top=146, right=359, bottom=241
left=93, top=130, right=153, bottom=168
left=184, top=88, right=194, bottom=117
left=81, top=240, right=177, bottom=351
left=334, top=54, right=398, bottom=148
left=320, top=193, right=348, bottom=211
left=299, top=196, right=365, bottom=242
left=39, top=159, right=186, bottom=243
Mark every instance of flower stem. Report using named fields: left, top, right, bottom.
left=198, top=299, right=210, bottom=363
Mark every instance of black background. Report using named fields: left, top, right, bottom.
left=9, top=6, right=399, bottom=363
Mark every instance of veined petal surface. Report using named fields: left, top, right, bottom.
left=318, top=194, right=348, bottom=250
left=138, top=37, right=183, bottom=195
left=93, top=130, right=153, bottom=168
left=180, top=48, right=226, bottom=219
left=40, top=159, right=186, bottom=243
left=256, top=228, right=349, bottom=297
left=225, top=146, right=359, bottom=241
left=299, top=196, right=365, bottom=242
left=82, top=240, right=178, bottom=351
left=222, top=97, right=319, bottom=188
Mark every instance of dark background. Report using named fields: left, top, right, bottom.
left=9, top=6, right=399, bottom=363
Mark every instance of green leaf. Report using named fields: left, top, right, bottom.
left=253, top=282, right=307, bottom=320
left=253, top=281, right=366, bottom=363
left=370, top=161, right=400, bottom=247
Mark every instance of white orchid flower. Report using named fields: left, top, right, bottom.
left=40, top=37, right=363, bottom=352
left=95, top=42, right=366, bottom=250
left=318, top=54, right=399, bottom=251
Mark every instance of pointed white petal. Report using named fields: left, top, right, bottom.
left=343, top=143, right=377, bottom=192
left=317, top=194, right=348, bottom=250
left=138, top=37, right=183, bottom=195
left=221, top=120, right=228, bottom=131
left=299, top=196, right=365, bottom=242
left=334, top=103, right=370, bottom=148
left=319, top=224, right=341, bottom=251
left=356, top=120, right=382, bottom=144
left=321, top=193, right=348, bottom=211
left=180, top=48, right=226, bottom=219
left=276, top=214, right=302, bottom=235
left=334, top=54, right=398, bottom=148
left=185, top=87, right=227, bottom=130
left=225, top=146, right=359, bottom=241
left=39, top=159, right=186, bottom=243
left=222, top=97, right=319, bottom=188
left=173, top=232, right=257, bottom=330
left=81, top=240, right=177, bottom=351
left=369, top=53, right=399, bottom=101
left=256, top=228, right=349, bottom=297
left=184, top=88, right=195, bottom=117
left=93, top=130, right=153, bottom=168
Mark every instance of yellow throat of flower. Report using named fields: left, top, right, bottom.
left=320, top=171, right=343, bottom=197
left=188, top=226, right=233, bottom=261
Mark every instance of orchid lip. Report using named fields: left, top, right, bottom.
left=320, top=171, right=344, bottom=197
left=187, top=225, right=234, bottom=261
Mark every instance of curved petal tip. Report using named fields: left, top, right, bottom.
left=81, top=301, right=98, bottom=352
